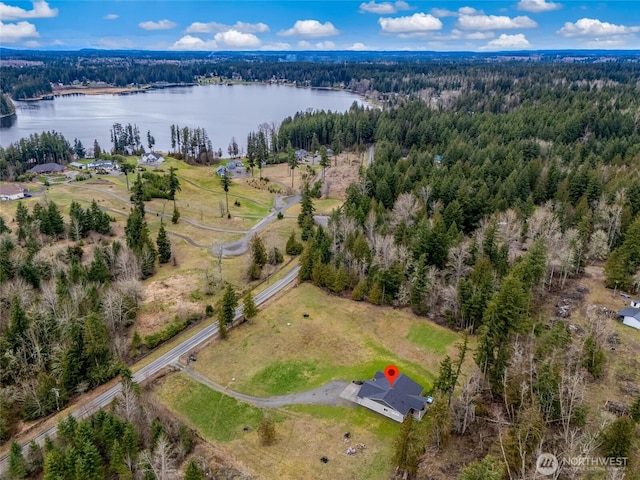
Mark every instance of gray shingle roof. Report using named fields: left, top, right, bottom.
left=618, top=307, right=640, bottom=319
left=358, top=371, right=428, bottom=416
left=28, top=163, right=64, bottom=173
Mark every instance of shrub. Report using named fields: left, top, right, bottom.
left=247, top=262, right=262, bottom=281
left=257, top=417, right=276, bottom=446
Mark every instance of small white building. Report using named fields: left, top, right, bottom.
left=617, top=307, right=640, bottom=330
left=631, top=299, right=640, bottom=309
left=140, top=152, right=165, bottom=164
left=0, top=184, right=26, bottom=201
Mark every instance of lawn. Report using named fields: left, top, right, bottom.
left=285, top=198, right=344, bottom=217
left=191, top=282, right=463, bottom=397
left=156, top=374, right=266, bottom=442
left=156, top=374, right=398, bottom=480
left=407, top=323, right=460, bottom=355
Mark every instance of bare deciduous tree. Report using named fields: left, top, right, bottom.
left=138, top=434, right=176, bottom=480
left=447, top=241, right=471, bottom=286
left=115, top=380, right=141, bottom=425
left=588, top=229, right=609, bottom=261
left=114, top=245, right=142, bottom=281
left=390, top=192, right=420, bottom=228
left=594, top=197, right=622, bottom=248
left=451, top=372, right=481, bottom=435
left=558, top=355, right=586, bottom=444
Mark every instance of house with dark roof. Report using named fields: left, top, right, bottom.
left=88, top=160, right=115, bottom=170
left=342, top=371, right=431, bottom=422
left=295, top=149, right=308, bottom=162
left=618, top=306, right=640, bottom=330
left=28, top=163, right=65, bottom=174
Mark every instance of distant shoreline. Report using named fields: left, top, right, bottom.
left=22, top=85, right=152, bottom=101
left=16, top=81, right=371, bottom=104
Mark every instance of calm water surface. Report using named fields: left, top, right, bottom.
left=0, top=84, right=364, bottom=154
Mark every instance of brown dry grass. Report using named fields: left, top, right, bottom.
left=137, top=274, right=202, bottom=336
left=190, top=282, right=464, bottom=396
left=568, top=266, right=640, bottom=412
left=226, top=408, right=393, bottom=480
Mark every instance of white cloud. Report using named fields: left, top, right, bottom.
left=347, top=42, right=371, bottom=50
left=261, top=42, right=291, bottom=50
left=279, top=19, right=339, bottom=37
left=97, top=37, right=135, bottom=49
left=465, top=31, right=495, bottom=40
left=298, top=40, right=311, bottom=48
left=0, top=1, right=57, bottom=20
left=52, top=39, right=65, bottom=45
left=429, top=8, right=457, bottom=17
left=138, top=19, right=176, bottom=31
left=517, top=0, right=562, bottom=13
left=233, top=21, right=269, bottom=33
left=449, top=29, right=495, bottom=40
left=379, top=12, right=442, bottom=33
left=185, top=20, right=269, bottom=34
left=557, top=18, right=640, bottom=37
left=214, top=29, right=261, bottom=48
left=459, top=6, right=482, bottom=15
left=584, top=36, right=629, bottom=47
left=104, top=13, right=119, bottom=20
left=359, top=1, right=412, bottom=14
left=24, top=39, right=39, bottom=47
left=171, top=35, right=218, bottom=50
left=0, top=20, right=39, bottom=42
left=315, top=41, right=335, bottom=49
left=430, top=6, right=482, bottom=18
left=482, top=33, right=531, bottom=49
left=458, top=14, right=537, bottom=30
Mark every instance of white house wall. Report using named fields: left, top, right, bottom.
left=623, top=316, right=640, bottom=330
left=357, top=397, right=405, bottom=423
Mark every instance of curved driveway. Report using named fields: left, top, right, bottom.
left=178, top=365, right=349, bottom=408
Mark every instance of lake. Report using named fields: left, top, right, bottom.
left=0, top=84, right=364, bottom=154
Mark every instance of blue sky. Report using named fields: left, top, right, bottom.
left=0, top=1, right=638, bottom=51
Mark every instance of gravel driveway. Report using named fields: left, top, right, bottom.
left=176, top=363, right=349, bottom=408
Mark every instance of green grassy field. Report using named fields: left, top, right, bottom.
left=190, top=283, right=463, bottom=397
left=155, top=374, right=398, bottom=480
left=157, top=374, right=267, bottom=442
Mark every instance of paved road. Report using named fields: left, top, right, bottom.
left=0, top=265, right=300, bottom=474
left=178, top=366, right=349, bottom=408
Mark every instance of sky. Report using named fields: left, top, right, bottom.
left=0, top=1, right=638, bottom=52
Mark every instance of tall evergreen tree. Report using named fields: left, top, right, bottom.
left=8, top=440, right=26, bottom=480
left=217, top=283, right=238, bottom=339
left=250, top=234, right=268, bottom=268
left=220, top=170, right=231, bottom=215
left=15, top=201, right=29, bottom=241
left=286, top=141, right=297, bottom=188
left=168, top=166, right=180, bottom=202
left=156, top=224, right=172, bottom=264
left=184, top=459, right=205, bottom=480
left=243, top=291, right=258, bottom=321
left=0, top=215, right=11, bottom=234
